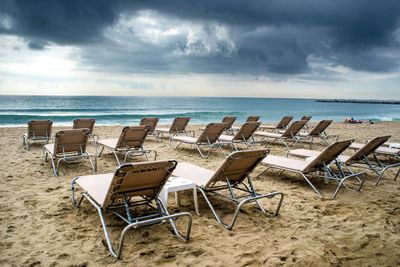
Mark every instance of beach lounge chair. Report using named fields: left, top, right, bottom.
left=171, top=122, right=226, bottom=158
left=218, top=122, right=260, bottom=153
left=73, top=118, right=98, bottom=141
left=155, top=117, right=191, bottom=139
left=300, top=115, right=312, bottom=122
left=246, top=115, right=260, bottom=122
left=287, top=136, right=400, bottom=186
left=71, top=160, right=192, bottom=259
left=222, top=116, right=237, bottom=134
left=97, top=126, right=157, bottom=165
left=43, top=129, right=96, bottom=176
left=22, top=120, right=53, bottom=150
left=140, top=117, right=160, bottom=141
left=254, top=120, right=307, bottom=149
left=300, top=115, right=312, bottom=130
left=231, top=116, right=260, bottom=131
left=259, top=116, right=293, bottom=132
left=199, top=116, right=237, bottom=133
left=349, top=142, right=400, bottom=160
left=172, top=149, right=283, bottom=230
left=296, top=120, right=338, bottom=147
left=259, top=140, right=366, bottom=198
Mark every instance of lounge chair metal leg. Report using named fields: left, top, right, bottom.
left=197, top=187, right=284, bottom=230
left=196, top=145, right=210, bottom=158
left=112, top=150, right=121, bottom=165
left=157, top=198, right=192, bottom=240
left=395, top=168, right=400, bottom=181
left=299, top=173, right=322, bottom=197
left=97, top=146, right=105, bottom=157
left=80, top=193, right=191, bottom=259
left=374, top=162, right=400, bottom=185
left=332, top=172, right=366, bottom=199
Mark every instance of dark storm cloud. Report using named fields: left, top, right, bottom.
left=1, top=0, right=399, bottom=75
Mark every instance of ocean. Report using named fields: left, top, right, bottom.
left=1, top=95, right=400, bottom=127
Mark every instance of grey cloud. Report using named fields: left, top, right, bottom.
left=27, top=39, right=47, bottom=50
left=1, top=0, right=399, bottom=76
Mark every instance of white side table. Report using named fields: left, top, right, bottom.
left=159, top=176, right=200, bottom=215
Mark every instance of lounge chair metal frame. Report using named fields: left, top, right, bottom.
left=174, top=149, right=283, bottom=230
left=22, top=120, right=53, bottom=150
left=260, top=140, right=366, bottom=199
left=97, top=126, right=157, bottom=165
left=71, top=160, right=192, bottom=259
left=171, top=122, right=226, bottom=158
left=43, top=129, right=97, bottom=176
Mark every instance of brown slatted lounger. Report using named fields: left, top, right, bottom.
left=222, top=116, right=237, bottom=134
left=260, top=140, right=366, bottom=198
left=172, top=149, right=283, bottom=229
left=288, top=135, right=400, bottom=185
left=140, top=117, right=160, bottom=141
left=171, top=122, right=226, bottom=158
left=218, top=121, right=260, bottom=153
left=231, top=115, right=259, bottom=131
left=73, top=118, right=98, bottom=141
left=43, top=129, right=97, bottom=176
left=297, top=120, right=337, bottom=147
left=259, top=116, right=293, bottom=132
left=155, top=117, right=191, bottom=139
left=254, top=120, right=307, bottom=149
left=71, top=160, right=192, bottom=259
left=246, top=115, right=260, bottom=122
left=97, top=126, right=157, bottom=165
left=22, top=120, right=53, bottom=150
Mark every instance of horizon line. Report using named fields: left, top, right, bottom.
left=1, top=94, right=400, bottom=101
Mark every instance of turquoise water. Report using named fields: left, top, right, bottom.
left=1, top=95, right=400, bottom=126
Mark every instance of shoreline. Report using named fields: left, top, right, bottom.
left=1, top=120, right=400, bottom=128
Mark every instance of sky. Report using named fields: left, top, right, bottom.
left=0, top=0, right=399, bottom=99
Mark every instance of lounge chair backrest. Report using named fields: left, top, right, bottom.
left=308, top=120, right=333, bottom=136
left=140, top=117, right=159, bottom=132
left=103, top=160, right=177, bottom=208
left=169, top=117, right=190, bottom=133
left=73, top=118, right=95, bottom=134
left=232, top=122, right=260, bottom=141
left=27, top=120, right=53, bottom=139
left=205, top=149, right=269, bottom=188
left=53, top=129, right=90, bottom=155
left=276, top=116, right=293, bottom=129
left=116, top=126, right=150, bottom=149
left=346, top=136, right=391, bottom=163
left=304, top=139, right=353, bottom=173
left=196, top=123, right=226, bottom=144
left=222, top=116, right=237, bottom=130
left=246, top=116, right=260, bottom=122
left=281, top=120, right=307, bottom=138
left=300, top=116, right=312, bottom=122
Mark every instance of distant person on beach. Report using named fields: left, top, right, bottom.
left=344, top=117, right=374, bottom=124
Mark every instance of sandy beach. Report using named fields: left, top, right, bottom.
left=1, top=122, right=400, bottom=266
